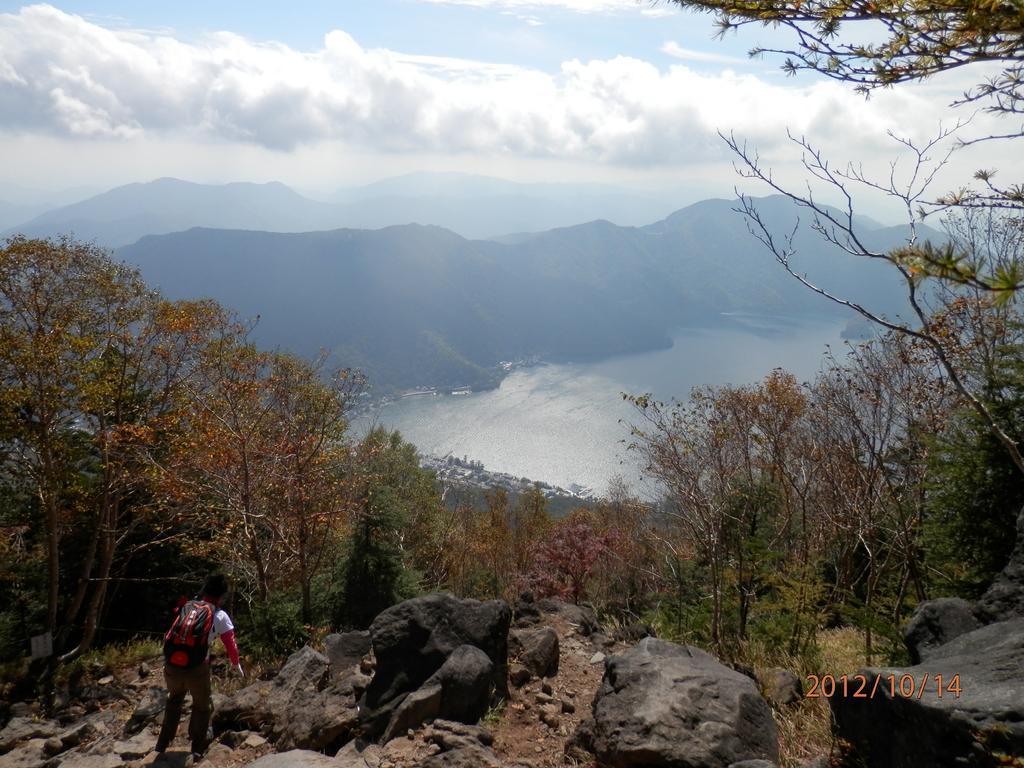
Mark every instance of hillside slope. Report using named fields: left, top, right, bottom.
left=116, top=195, right=929, bottom=392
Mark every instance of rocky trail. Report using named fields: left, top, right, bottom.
left=2, top=512, right=1023, bottom=768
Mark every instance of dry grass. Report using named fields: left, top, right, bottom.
left=54, top=636, right=164, bottom=685
left=739, top=627, right=868, bottom=768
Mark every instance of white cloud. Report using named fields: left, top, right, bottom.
left=660, top=41, right=748, bottom=66
left=0, top=4, right=984, bottom=167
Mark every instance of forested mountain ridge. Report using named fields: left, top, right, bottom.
left=116, top=195, right=932, bottom=392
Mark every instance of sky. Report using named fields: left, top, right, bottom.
left=0, top=1, right=1018, bottom=218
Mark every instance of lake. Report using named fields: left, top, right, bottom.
left=357, top=314, right=848, bottom=498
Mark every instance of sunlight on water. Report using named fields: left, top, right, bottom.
left=358, top=316, right=848, bottom=497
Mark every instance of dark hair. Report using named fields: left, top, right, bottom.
left=202, top=573, right=229, bottom=599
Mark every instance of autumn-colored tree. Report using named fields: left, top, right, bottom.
left=529, top=510, right=608, bottom=605
left=158, top=330, right=360, bottom=623
left=0, top=236, right=228, bottom=663
left=263, top=355, right=363, bottom=623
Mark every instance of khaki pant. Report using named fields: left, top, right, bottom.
left=157, top=663, right=212, bottom=754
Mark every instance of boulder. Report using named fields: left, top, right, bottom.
left=512, top=592, right=541, bottom=627
left=244, top=750, right=337, bottom=768
left=831, top=617, right=1024, bottom=766
left=382, top=645, right=495, bottom=742
left=215, top=645, right=359, bottom=751
left=589, top=638, right=779, bottom=768
left=976, top=507, right=1024, bottom=623
left=536, top=599, right=600, bottom=635
left=382, top=683, right=443, bottom=743
left=124, top=686, right=167, bottom=735
left=360, top=594, right=511, bottom=737
left=431, top=645, right=495, bottom=724
left=509, top=626, right=559, bottom=679
left=324, top=631, right=372, bottom=677
left=903, top=597, right=981, bottom=663
left=759, top=668, right=803, bottom=708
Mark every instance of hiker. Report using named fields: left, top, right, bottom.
left=156, top=573, right=244, bottom=760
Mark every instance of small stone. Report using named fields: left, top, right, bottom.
left=535, top=693, right=553, bottom=705
left=534, top=746, right=543, bottom=754
left=540, top=682, right=553, bottom=696
left=242, top=733, right=267, bottom=749
left=561, top=700, right=576, bottom=714
left=43, top=737, right=65, bottom=756
left=589, top=652, right=605, bottom=665
left=541, top=711, right=560, bottom=729
left=138, top=662, right=151, bottom=679
left=97, top=676, right=114, bottom=686
left=509, top=664, right=532, bottom=688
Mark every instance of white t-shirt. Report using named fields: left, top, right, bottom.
left=207, top=608, right=234, bottom=658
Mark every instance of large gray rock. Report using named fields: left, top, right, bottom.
left=903, top=597, right=981, bottom=664
left=589, top=638, right=779, bottom=767
left=509, top=626, right=559, bottom=679
left=430, top=644, right=495, bottom=724
left=977, top=507, right=1024, bottom=623
left=215, top=645, right=359, bottom=751
left=382, top=683, right=443, bottom=743
left=536, top=599, right=600, bottom=635
left=324, top=631, right=371, bottom=677
left=382, top=645, right=496, bottom=742
left=360, top=594, right=510, bottom=738
left=832, top=617, right=1024, bottom=766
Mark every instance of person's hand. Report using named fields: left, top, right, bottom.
left=235, top=663, right=245, bottom=678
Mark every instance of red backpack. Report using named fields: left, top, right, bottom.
left=163, top=599, right=214, bottom=668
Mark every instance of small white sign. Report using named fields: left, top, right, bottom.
left=30, top=632, right=53, bottom=659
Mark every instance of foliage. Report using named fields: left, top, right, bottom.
left=331, top=429, right=436, bottom=629
left=668, top=0, right=1024, bottom=123
left=926, top=348, right=1024, bottom=595
left=528, top=510, right=608, bottom=604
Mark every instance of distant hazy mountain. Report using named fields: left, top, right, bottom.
left=5, top=178, right=343, bottom=247
left=0, top=200, right=51, bottom=232
left=328, top=171, right=683, bottom=234
left=117, top=195, right=931, bottom=392
left=5, top=174, right=690, bottom=246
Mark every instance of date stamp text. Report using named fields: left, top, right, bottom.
left=805, top=673, right=962, bottom=699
